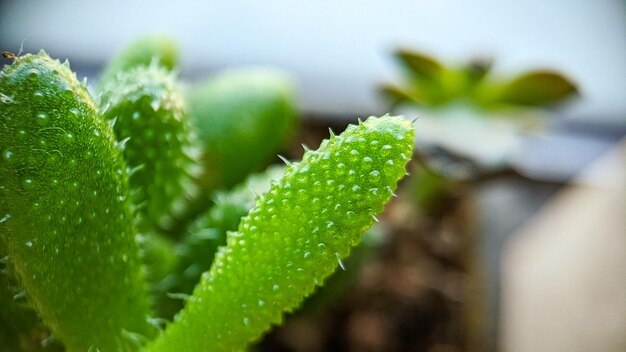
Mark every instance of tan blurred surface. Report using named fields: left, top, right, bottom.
left=501, top=138, right=626, bottom=352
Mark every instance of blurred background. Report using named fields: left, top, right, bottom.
left=1, top=1, right=624, bottom=351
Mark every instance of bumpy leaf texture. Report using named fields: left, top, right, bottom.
left=100, top=64, right=197, bottom=232
left=144, top=115, right=414, bottom=352
left=0, top=52, right=154, bottom=352
left=154, top=166, right=286, bottom=319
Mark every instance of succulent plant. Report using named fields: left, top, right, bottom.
left=0, top=41, right=414, bottom=352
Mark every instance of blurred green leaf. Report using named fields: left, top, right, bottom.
left=379, top=83, right=421, bottom=106
left=394, top=49, right=444, bottom=84
left=385, top=49, right=578, bottom=113
left=98, top=36, right=179, bottom=90
left=495, top=70, right=578, bottom=107
left=188, top=68, right=298, bottom=191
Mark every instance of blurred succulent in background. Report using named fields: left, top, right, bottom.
left=381, top=49, right=578, bottom=212
left=381, top=48, right=577, bottom=111
left=377, top=49, right=579, bottom=352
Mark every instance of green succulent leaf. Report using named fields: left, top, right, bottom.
left=188, top=68, right=298, bottom=191
left=379, top=83, right=423, bottom=107
left=98, top=36, right=179, bottom=90
left=492, top=70, right=578, bottom=107
left=394, top=49, right=444, bottom=84
left=385, top=49, right=578, bottom=112
left=0, top=52, right=154, bottom=352
left=100, top=64, right=197, bottom=232
left=0, top=253, right=52, bottom=352
left=297, top=223, right=385, bottom=314
left=154, top=166, right=285, bottom=319
left=139, top=232, right=178, bottom=295
left=144, top=115, right=414, bottom=352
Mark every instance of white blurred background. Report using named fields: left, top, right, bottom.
left=1, top=0, right=624, bottom=119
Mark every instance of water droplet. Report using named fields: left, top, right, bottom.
left=0, top=93, right=13, bottom=104
left=33, top=91, right=44, bottom=98
left=150, top=99, right=160, bottom=111
left=25, top=241, right=33, bottom=247
left=243, top=317, right=250, bottom=326
left=132, top=111, right=140, bottom=120
left=69, top=108, right=79, bottom=116
left=61, top=89, right=74, bottom=99
left=304, top=251, right=311, bottom=259
left=37, top=112, right=47, bottom=120
left=0, top=214, right=11, bottom=223
left=13, top=290, right=26, bottom=300
left=93, top=129, right=100, bottom=137
left=3, top=150, right=13, bottom=160
left=273, top=284, right=280, bottom=291
left=370, top=170, right=380, bottom=177
left=352, top=185, right=361, bottom=192
left=258, top=300, right=265, bottom=307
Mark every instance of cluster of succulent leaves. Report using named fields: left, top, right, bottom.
left=0, top=36, right=414, bottom=352
left=379, top=49, right=578, bottom=213
left=381, top=49, right=578, bottom=110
